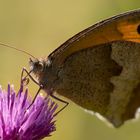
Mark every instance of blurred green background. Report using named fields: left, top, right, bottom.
left=0, top=0, right=140, bottom=140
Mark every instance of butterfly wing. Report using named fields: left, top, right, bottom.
left=49, top=9, right=140, bottom=66
left=49, top=9, right=140, bottom=127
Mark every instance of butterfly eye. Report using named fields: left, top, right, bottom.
left=137, top=24, right=140, bottom=34
left=37, top=62, right=44, bottom=72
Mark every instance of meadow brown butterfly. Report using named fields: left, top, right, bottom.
left=22, top=9, right=140, bottom=127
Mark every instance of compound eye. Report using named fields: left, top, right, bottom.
left=38, top=62, right=44, bottom=72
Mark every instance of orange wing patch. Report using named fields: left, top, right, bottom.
left=117, top=21, right=140, bottom=43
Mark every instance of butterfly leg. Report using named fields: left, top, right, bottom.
left=17, top=68, right=31, bottom=95
left=49, top=92, right=69, bottom=116
left=27, top=86, right=42, bottom=109
left=20, top=67, right=45, bottom=109
left=20, top=67, right=40, bottom=86
left=20, top=68, right=69, bottom=114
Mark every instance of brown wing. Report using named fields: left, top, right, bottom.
left=49, top=9, right=140, bottom=66
left=55, top=41, right=140, bottom=127
left=49, top=9, right=140, bottom=127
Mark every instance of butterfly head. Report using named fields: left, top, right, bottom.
left=29, top=58, right=45, bottom=74
left=29, top=57, right=56, bottom=88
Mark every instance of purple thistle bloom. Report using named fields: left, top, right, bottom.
left=0, top=84, right=58, bottom=140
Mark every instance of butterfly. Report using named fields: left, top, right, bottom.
left=21, top=9, right=140, bottom=127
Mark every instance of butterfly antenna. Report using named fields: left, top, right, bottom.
left=0, top=42, right=36, bottom=59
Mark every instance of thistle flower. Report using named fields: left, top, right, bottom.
left=0, top=83, right=58, bottom=140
